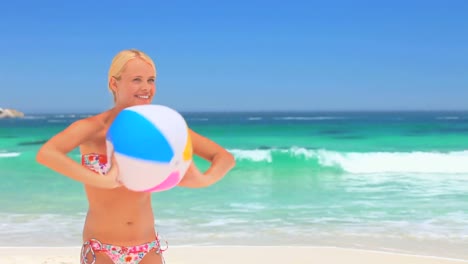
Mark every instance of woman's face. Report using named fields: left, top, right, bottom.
left=111, top=58, right=156, bottom=107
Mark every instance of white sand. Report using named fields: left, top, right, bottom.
left=0, top=246, right=467, bottom=264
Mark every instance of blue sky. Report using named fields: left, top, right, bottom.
left=1, top=0, right=467, bottom=113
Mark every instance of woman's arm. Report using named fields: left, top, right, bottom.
left=178, top=129, right=236, bottom=188
left=36, top=118, right=120, bottom=189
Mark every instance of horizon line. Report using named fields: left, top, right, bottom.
left=21, top=109, right=468, bottom=115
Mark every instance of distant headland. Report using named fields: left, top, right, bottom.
left=0, top=108, right=25, bottom=118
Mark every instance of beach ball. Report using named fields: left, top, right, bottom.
left=106, top=104, right=192, bottom=192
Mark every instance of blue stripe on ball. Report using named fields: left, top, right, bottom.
left=107, top=109, right=174, bottom=162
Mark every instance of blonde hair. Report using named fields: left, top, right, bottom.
left=108, top=49, right=157, bottom=101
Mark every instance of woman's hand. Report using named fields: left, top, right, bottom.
left=99, top=155, right=122, bottom=189
left=177, top=129, right=236, bottom=188
left=179, top=162, right=207, bottom=187
left=186, top=161, right=204, bottom=178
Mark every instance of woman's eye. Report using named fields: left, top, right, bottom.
left=148, top=79, right=155, bottom=83
left=133, top=78, right=142, bottom=82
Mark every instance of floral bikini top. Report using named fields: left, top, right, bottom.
left=81, top=153, right=110, bottom=175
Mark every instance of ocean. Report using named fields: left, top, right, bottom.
left=0, top=111, right=467, bottom=259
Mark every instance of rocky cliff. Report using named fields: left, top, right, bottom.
left=0, top=108, right=25, bottom=118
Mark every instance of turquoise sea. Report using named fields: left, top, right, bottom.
left=0, top=111, right=467, bottom=259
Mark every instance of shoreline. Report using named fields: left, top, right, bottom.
left=1, top=232, right=467, bottom=260
left=1, top=246, right=467, bottom=264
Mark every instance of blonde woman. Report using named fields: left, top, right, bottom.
left=36, top=49, right=235, bottom=264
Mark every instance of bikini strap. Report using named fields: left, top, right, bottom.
left=80, top=238, right=102, bottom=264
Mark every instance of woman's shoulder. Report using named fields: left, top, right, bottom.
left=68, top=112, right=109, bottom=135
left=70, top=109, right=121, bottom=141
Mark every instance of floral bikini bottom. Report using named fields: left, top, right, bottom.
left=80, top=237, right=167, bottom=264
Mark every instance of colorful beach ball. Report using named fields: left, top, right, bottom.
left=106, top=104, right=192, bottom=192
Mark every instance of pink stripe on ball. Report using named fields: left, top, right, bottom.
left=142, top=171, right=180, bottom=192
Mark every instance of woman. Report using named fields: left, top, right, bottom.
left=36, top=49, right=236, bottom=264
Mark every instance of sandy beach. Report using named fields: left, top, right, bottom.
left=1, top=246, right=467, bottom=264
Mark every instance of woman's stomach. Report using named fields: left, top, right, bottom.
left=83, top=187, right=157, bottom=245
